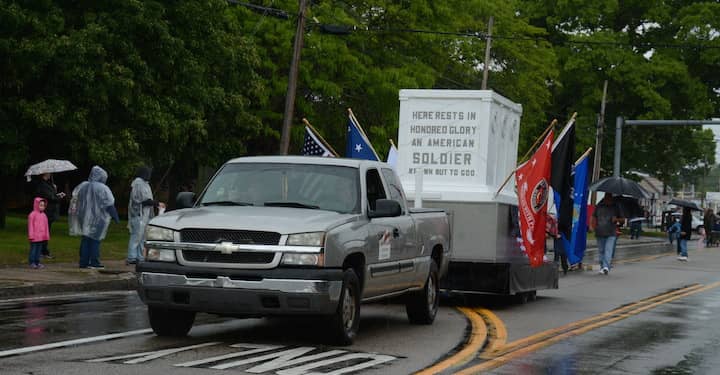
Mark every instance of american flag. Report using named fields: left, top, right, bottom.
left=301, top=126, right=335, bottom=157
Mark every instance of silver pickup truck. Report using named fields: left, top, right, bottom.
left=137, top=156, right=451, bottom=344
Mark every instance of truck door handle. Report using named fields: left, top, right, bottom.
left=393, top=228, right=400, bottom=238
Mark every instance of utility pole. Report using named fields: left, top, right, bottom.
left=481, top=16, right=493, bottom=90
left=591, top=80, right=608, bottom=203
left=279, top=0, right=308, bottom=155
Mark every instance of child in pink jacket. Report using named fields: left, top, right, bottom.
left=28, top=197, right=50, bottom=269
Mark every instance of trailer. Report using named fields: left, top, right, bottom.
left=396, top=89, right=558, bottom=299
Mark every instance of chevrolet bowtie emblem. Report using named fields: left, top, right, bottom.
left=215, top=241, right=235, bottom=255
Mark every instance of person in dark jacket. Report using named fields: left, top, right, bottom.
left=678, top=207, right=692, bottom=261
left=33, top=173, right=65, bottom=258
left=703, top=209, right=715, bottom=247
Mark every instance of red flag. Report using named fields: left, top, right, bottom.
left=516, top=130, right=554, bottom=267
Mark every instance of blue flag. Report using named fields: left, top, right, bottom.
left=568, top=153, right=591, bottom=265
left=346, top=116, right=378, bottom=160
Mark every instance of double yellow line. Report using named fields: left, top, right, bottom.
left=416, top=282, right=720, bottom=374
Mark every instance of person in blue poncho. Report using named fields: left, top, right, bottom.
left=69, top=166, right=120, bottom=269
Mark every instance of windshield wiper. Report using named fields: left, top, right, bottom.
left=264, top=201, right=319, bottom=209
left=201, top=201, right=253, bottom=206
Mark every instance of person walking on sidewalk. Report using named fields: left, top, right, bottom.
left=126, top=166, right=161, bottom=265
left=678, top=207, right=692, bottom=261
left=28, top=197, right=49, bottom=269
left=69, top=166, right=120, bottom=269
left=668, top=217, right=681, bottom=255
left=590, top=194, right=623, bottom=275
left=703, top=209, right=715, bottom=247
left=33, top=173, right=65, bottom=259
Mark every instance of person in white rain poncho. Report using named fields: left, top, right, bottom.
left=126, top=166, right=162, bottom=265
left=69, top=166, right=120, bottom=269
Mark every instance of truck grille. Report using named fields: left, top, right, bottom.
left=180, top=229, right=281, bottom=245
left=181, top=250, right=275, bottom=264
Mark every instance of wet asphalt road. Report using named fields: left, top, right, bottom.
left=485, top=287, right=720, bottom=374
left=1, top=242, right=720, bottom=374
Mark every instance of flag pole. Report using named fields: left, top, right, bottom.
left=303, top=118, right=339, bottom=157
left=347, top=108, right=381, bottom=160
left=494, top=119, right=557, bottom=196
left=575, top=147, right=593, bottom=166
left=519, top=119, right=558, bottom=163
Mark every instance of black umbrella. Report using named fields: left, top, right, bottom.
left=668, top=198, right=702, bottom=211
left=615, top=196, right=643, bottom=218
left=589, top=176, right=650, bottom=199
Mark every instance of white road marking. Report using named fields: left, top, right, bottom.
left=0, top=329, right=152, bottom=358
left=85, top=342, right=398, bottom=374
left=277, top=353, right=397, bottom=375
left=175, top=343, right=282, bottom=367
left=89, top=342, right=222, bottom=364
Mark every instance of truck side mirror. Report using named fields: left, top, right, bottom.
left=368, top=199, right=402, bottom=219
left=176, top=192, right=196, bottom=209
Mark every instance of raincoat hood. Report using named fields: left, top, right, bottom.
left=89, top=166, right=108, bottom=184
left=32, top=197, right=47, bottom=212
left=135, top=166, right=152, bottom=181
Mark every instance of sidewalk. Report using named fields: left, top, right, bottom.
left=0, top=235, right=671, bottom=300
left=0, top=260, right=137, bottom=299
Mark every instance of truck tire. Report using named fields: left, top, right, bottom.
left=406, top=262, right=439, bottom=324
left=148, top=306, right=196, bottom=337
left=330, top=269, right=361, bottom=346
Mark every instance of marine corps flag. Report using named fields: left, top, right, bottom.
left=516, top=130, right=554, bottom=267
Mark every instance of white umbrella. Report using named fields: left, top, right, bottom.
left=24, top=159, right=78, bottom=181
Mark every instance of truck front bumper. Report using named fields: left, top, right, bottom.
left=137, top=266, right=344, bottom=316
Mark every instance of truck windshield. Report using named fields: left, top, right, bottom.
left=199, top=163, right=361, bottom=214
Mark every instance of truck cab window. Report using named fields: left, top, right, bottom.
left=381, top=168, right=406, bottom=214
left=366, top=169, right=387, bottom=211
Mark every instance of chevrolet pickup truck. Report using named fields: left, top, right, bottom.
left=137, top=156, right=451, bottom=344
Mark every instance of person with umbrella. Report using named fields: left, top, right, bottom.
left=589, top=193, right=624, bottom=275
left=678, top=207, right=693, bottom=261
left=25, top=159, right=77, bottom=258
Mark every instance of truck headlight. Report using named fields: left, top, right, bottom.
left=286, top=232, right=325, bottom=246
left=146, top=248, right=177, bottom=262
left=281, top=253, right=324, bottom=266
left=145, top=225, right=175, bottom=241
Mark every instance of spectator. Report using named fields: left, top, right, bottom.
left=590, top=194, right=623, bottom=275
left=677, top=207, right=692, bottom=261
left=27, top=197, right=49, bottom=269
left=704, top=209, right=715, bottom=247
left=546, top=213, right=568, bottom=274
left=69, top=166, right=120, bottom=269
left=33, top=173, right=65, bottom=258
left=668, top=217, right=681, bottom=254
left=127, top=166, right=161, bottom=265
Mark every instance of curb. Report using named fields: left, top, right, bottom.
left=0, top=276, right=138, bottom=300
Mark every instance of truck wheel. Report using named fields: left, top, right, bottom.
left=330, top=269, right=361, bottom=346
left=148, top=306, right=195, bottom=337
left=515, top=292, right=529, bottom=304
left=406, top=262, right=439, bottom=324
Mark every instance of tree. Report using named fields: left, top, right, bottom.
left=519, top=0, right=718, bottom=182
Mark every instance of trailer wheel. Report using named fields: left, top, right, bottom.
left=515, top=292, right=529, bottom=305
left=406, top=262, right=439, bottom=324
left=330, top=269, right=361, bottom=346
left=528, top=290, right=537, bottom=301
left=149, top=306, right=195, bottom=337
